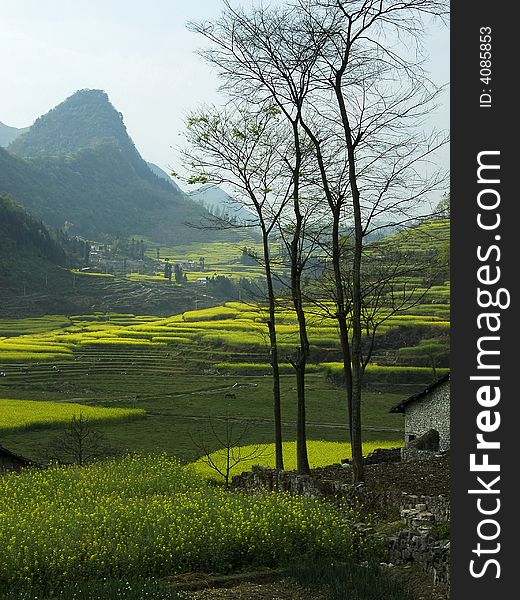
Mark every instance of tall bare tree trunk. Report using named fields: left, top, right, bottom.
left=335, top=79, right=365, bottom=483
left=289, top=120, right=310, bottom=475
left=298, top=119, right=355, bottom=442
left=263, top=229, right=284, bottom=470
left=331, top=209, right=354, bottom=438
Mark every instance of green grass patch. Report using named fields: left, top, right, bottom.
left=182, top=306, right=241, bottom=322
left=126, top=273, right=168, bottom=282
left=323, top=363, right=448, bottom=386
left=71, top=270, right=115, bottom=278
left=0, top=316, right=71, bottom=337
left=0, top=352, right=71, bottom=363
left=77, top=338, right=164, bottom=348
left=214, top=361, right=322, bottom=374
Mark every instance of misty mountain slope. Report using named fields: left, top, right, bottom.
left=146, top=162, right=185, bottom=195
left=0, top=194, right=65, bottom=264
left=1, top=89, right=226, bottom=244
left=188, top=184, right=257, bottom=224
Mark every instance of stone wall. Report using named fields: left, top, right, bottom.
left=400, top=493, right=450, bottom=524
left=232, top=465, right=401, bottom=515
left=232, top=465, right=450, bottom=594
left=231, top=465, right=448, bottom=521
left=387, top=529, right=450, bottom=590
left=405, top=380, right=450, bottom=450
left=355, top=447, right=402, bottom=465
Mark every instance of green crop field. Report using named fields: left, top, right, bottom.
left=0, top=297, right=448, bottom=362
left=192, top=439, right=401, bottom=482
left=381, top=219, right=449, bottom=254
left=0, top=399, right=144, bottom=433
left=0, top=218, right=449, bottom=466
left=0, top=316, right=72, bottom=337
left=0, top=287, right=447, bottom=461
left=139, top=239, right=267, bottom=281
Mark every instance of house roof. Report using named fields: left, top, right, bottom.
left=389, top=372, right=450, bottom=414
left=0, top=444, right=34, bottom=465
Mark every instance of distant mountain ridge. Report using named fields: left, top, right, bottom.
left=0, top=89, right=224, bottom=244
left=0, top=122, right=29, bottom=148
left=146, top=162, right=185, bottom=195
left=188, top=185, right=256, bottom=224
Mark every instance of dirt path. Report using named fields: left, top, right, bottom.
left=174, top=579, right=324, bottom=600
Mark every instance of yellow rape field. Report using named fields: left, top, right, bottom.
left=0, top=455, right=359, bottom=586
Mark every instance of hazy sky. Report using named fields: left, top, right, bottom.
left=0, top=0, right=449, bottom=182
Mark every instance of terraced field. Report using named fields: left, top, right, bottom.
left=144, top=239, right=266, bottom=280
left=0, top=264, right=222, bottom=319
left=0, top=220, right=449, bottom=464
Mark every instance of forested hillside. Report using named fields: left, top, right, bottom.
left=0, top=194, right=65, bottom=264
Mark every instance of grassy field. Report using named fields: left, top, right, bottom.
left=0, top=369, right=404, bottom=463
left=0, top=219, right=449, bottom=463
left=0, top=221, right=449, bottom=598
left=0, top=299, right=447, bottom=462
left=146, top=239, right=262, bottom=264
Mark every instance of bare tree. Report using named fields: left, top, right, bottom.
left=189, top=0, right=448, bottom=481
left=189, top=2, right=325, bottom=476
left=45, top=414, right=115, bottom=466
left=181, top=104, right=292, bottom=470
left=191, top=415, right=267, bottom=487
left=291, top=0, right=448, bottom=482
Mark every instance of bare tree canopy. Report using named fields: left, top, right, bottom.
left=45, top=414, right=115, bottom=466
left=188, top=0, right=448, bottom=481
left=191, top=415, right=266, bottom=486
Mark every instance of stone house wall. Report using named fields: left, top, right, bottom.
left=405, top=380, right=450, bottom=450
